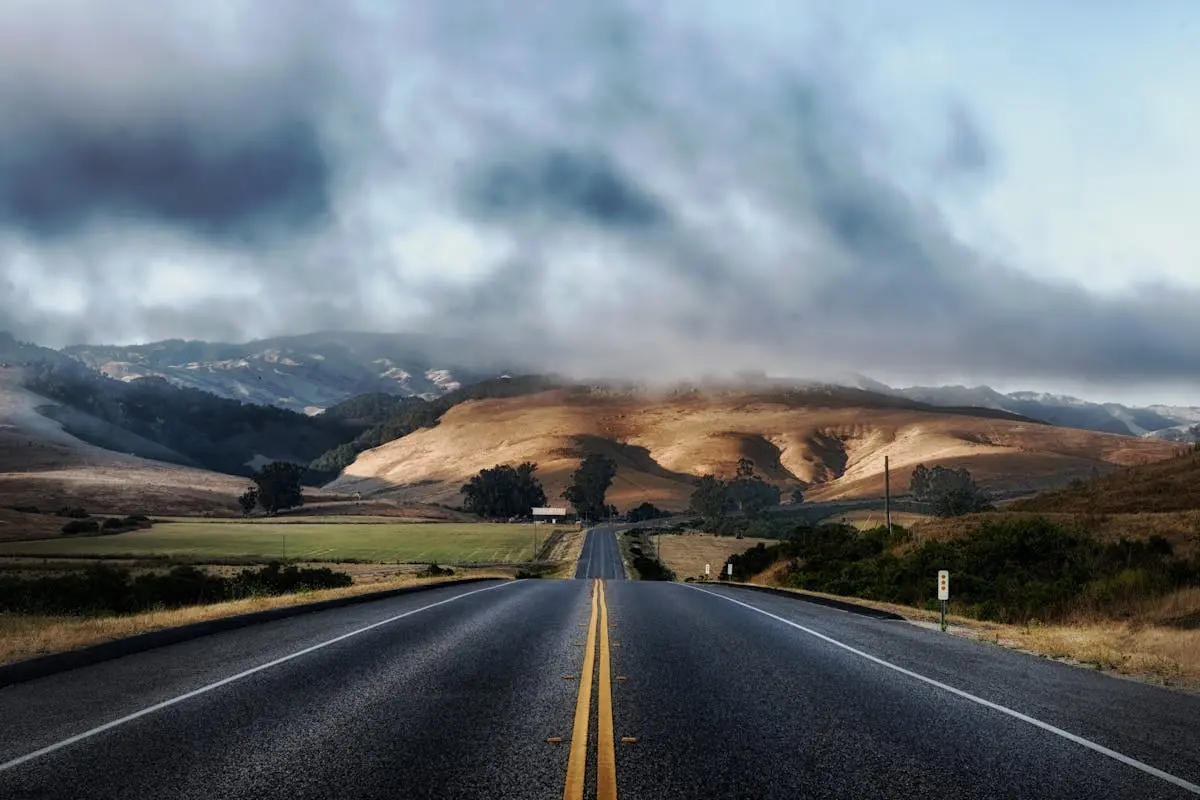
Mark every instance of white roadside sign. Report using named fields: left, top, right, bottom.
left=938, top=570, right=950, bottom=601
left=531, top=507, right=567, bottom=516
left=727, top=563, right=733, bottom=577
left=704, top=563, right=710, bottom=576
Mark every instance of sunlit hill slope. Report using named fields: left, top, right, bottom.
left=327, top=386, right=1178, bottom=510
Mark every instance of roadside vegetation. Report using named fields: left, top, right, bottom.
left=0, top=562, right=352, bottom=615
left=0, top=568, right=512, bottom=666
left=707, top=450, right=1200, bottom=687
left=720, top=517, right=1199, bottom=625
left=621, top=528, right=673, bottom=580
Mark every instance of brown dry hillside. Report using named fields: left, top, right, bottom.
left=1010, top=447, right=1200, bottom=514
left=328, top=386, right=1177, bottom=510
left=0, top=369, right=249, bottom=519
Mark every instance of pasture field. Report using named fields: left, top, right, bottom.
left=0, top=520, right=541, bottom=563
left=654, top=533, right=779, bottom=580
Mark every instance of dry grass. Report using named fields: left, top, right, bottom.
left=327, top=388, right=1175, bottom=510
left=0, top=507, right=66, bottom=542
left=912, top=511, right=1200, bottom=558
left=815, top=509, right=934, bottom=530
left=0, top=569, right=513, bottom=666
left=541, top=525, right=586, bottom=566
left=741, top=584, right=1200, bottom=691
left=655, top=533, right=779, bottom=580
left=1012, top=449, right=1200, bottom=514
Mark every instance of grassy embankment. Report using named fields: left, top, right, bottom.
left=0, top=568, right=512, bottom=666
left=0, top=516, right=584, bottom=665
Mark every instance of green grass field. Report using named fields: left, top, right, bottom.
left=0, top=521, right=542, bottom=563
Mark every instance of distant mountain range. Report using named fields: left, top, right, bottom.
left=54, top=331, right=499, bottom=415
left=884, top=384, right=1200, bottom=443
left=1, top=331, right=1197, bottom=441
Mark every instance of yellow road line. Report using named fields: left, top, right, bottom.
left=597, top=580, right=617, bottom=800
left=563, top=579, right=599, bottom=800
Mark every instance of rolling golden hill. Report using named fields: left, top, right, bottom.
left=328, top=386, right=1179, bottom=511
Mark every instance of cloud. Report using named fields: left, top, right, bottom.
left=0, top=118, right=331, bottom=241
left=941, top=101, right=991, bottom=177
left=0, top=0, right=1197, bottom=400
left=462, top=148, right=670, bottom=231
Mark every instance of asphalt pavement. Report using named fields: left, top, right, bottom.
left=574, top=527, right=627, bottom=580
left=1, top=536, right=1198, bottom=799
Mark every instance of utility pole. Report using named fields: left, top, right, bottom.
left=884, top=456, right=892, bottom=535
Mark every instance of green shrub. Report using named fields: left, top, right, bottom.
left=61, top=519, right=100, bottom=535
left=0, top=563, right=354, bottom=616
left=631, top=555, right=673, bottom=581
left=723, top=516, right=1200, bottom=624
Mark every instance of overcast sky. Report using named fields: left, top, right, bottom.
left=1, top=1, right=1198, bottom=404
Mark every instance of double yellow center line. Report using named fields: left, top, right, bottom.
left=564, top=579, right=617, bottom=800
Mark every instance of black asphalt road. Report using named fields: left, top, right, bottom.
left=2, top=555, right=1199, bottom=798
left=574, top=527, right=627, bottom=580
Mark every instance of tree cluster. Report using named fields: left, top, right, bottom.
left=910, top=464, right=993, bottom=517
left=562, top=454, right=618, bottom=520
left=626, top=502, right=671, bottom=523
left=688, top=459, right=782, bottom=525
left=460, top=462, right=548, bottom=518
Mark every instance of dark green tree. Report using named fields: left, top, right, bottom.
left=460, top=462, right=547, bottom=518
left=562, top=454, right=618, bottom=520
left=237, top=487, right=259, bottom=515
left=690, top=475, right=732, bottom=526
left=627, top=502, right=670, bottom=523
left=910, top=464, right=992, bottom=517
left=251, top=462, right=306, bottom=515
left=723, top=459, right=781, bottom=519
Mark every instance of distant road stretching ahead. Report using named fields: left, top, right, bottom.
left=574, top=527, right=627, bottom=580
left=1, top=531, right=1199, bottom=798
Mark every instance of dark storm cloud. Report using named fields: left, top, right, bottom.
left=0, top=117, right=331, bottom=241
left=0, top=0, right=1197, bottom=399
left=462, top=148, right=669, bottom=231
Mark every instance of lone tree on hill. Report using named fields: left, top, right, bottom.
left=460, top=462, right=547, bottom=518
left=563, top=454, right=618, bottom=520
left=251, top=462, right=306, bottom=515
left=910, top=464, right=992, bottom=517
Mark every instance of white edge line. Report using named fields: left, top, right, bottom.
left=685, top=584, right=1200, bottom=796
left=1, top=580, right=514, bottom=774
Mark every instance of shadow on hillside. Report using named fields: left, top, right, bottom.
left=563, top=435, right=702, bottom=485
